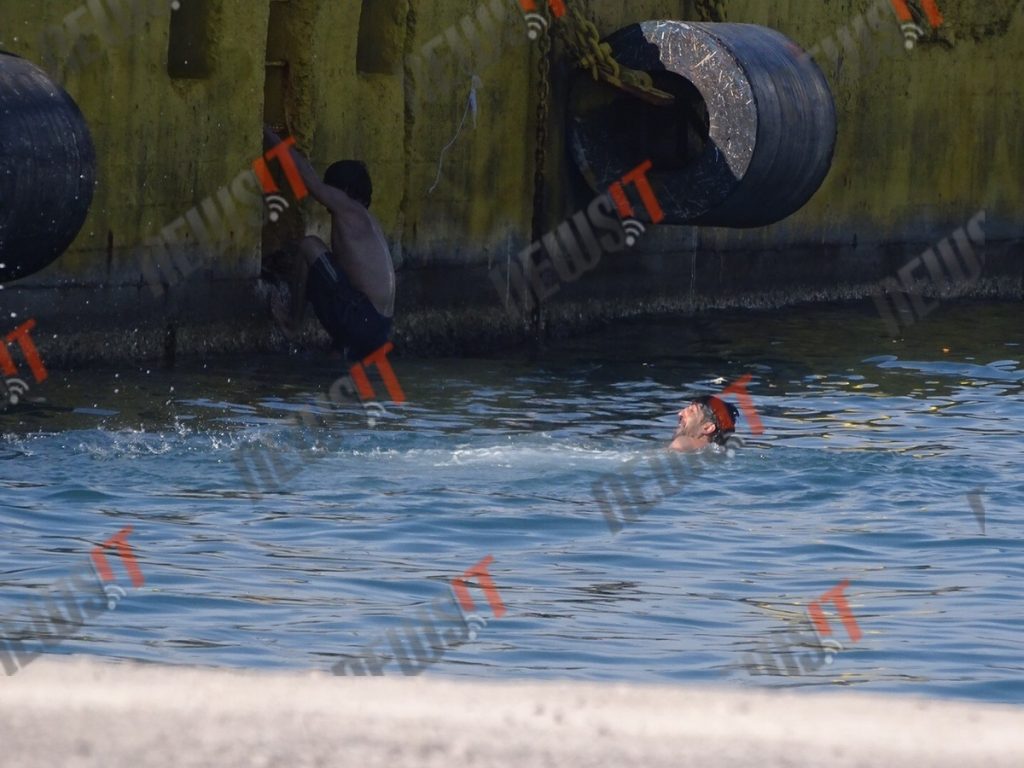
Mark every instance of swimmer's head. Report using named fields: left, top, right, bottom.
left=696, top=395, right=739, bottom=445
left=324, top=160, right=372, bottom=208
left=672, top=395, right=739, bottom=448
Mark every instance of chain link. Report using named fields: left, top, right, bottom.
left=526, top=1, right=678, bottom=336
left=553, top=2, right=674, bottom=105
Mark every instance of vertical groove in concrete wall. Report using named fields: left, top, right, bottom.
left=356, top=0, right=406, bottom=74
left=398, top=0, right=417, bottom=272
left=167, top=0, right=213, bottom=79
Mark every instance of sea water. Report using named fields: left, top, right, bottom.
left=1, top=299, right=1021, bottom=703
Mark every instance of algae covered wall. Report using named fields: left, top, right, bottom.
left=0, top=0, right=1021, bottom=362
left=699, top=0, right=1023, bottom=248
left=532, top=0, right=1023, bottom=337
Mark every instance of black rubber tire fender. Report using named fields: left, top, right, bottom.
left=569, top=21, right=837, bottom=228
left=0, top=53, right=96, bottom=282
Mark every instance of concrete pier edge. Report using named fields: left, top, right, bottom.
left=6, top=244, right=1023, bottom=367
left=1, top=658, right=1022, bottom=767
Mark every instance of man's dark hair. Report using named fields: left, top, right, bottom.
left=324, top=160, right=372, bottom=208
left=693, top=395, right=740, bottom=446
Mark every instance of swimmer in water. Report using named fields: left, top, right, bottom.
left=669, top=395, right=740, bottom=452
left=262, top=126, right=395, bottom=362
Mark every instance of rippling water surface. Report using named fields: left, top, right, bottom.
left=2, top=300, right=1022, bottom=703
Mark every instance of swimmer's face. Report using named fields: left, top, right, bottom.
left=674, top=401, right=716, bottom=440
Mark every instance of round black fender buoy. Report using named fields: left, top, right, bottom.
left=0, top=52, right=95, bottom=282
left=568, top=21, right=836, bottom=228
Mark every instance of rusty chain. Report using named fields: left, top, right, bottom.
left=553, top=2, right=674, bottom=105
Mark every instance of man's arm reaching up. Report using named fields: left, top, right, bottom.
left=263, top=126, right=364, bottom=222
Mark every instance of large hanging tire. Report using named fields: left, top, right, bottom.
left=568, top=21, right=836, bottom=228
left=0, top=52, right=95, bottom=282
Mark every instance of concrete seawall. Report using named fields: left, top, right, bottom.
left=1, top=0, right=1022, bottom=363
left=2, top=658, right=1022, bottom=767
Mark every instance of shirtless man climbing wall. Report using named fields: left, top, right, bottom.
left=263, top=126, right=395, bottom=362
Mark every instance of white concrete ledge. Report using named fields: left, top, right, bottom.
left=1, top=658, right=1022, bottom=767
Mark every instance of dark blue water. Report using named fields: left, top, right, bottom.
left=1, top=300, right=1022, bottom=703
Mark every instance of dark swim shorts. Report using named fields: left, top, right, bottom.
left=306, top=253, right=392, bottom=361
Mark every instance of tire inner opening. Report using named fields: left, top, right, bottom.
left=606, top=72, right=711, bottom=172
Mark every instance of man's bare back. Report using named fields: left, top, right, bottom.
left=329, top=208, right=394, bottom=318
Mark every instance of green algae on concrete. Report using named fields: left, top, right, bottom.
left=0, top=0, right=1020, bottom=364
